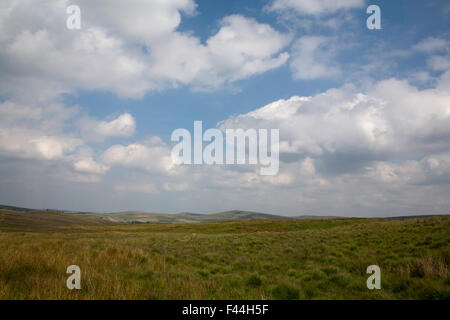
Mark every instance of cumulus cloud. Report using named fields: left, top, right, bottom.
left=219, top=75, right=450, bottom=176
left=0, top=101, right=81, bottom=161
left=412, top=37, right=450, bottom=72
left=205, top=15, right=291, bottom=82
left=1, top=72, right=450, bottom=215
left=73, top=158, right=109, bottom=175
left=0, top=0, right=291, bottom=190
left=428, top=55, right=450, bottom=71
left=149, top=70, right=448, bottom=216
left=366, top=153, right=450, bottom=186
left=289, top=36, right=340, bottom=80
left=100, top=137, right=175, bottom=174
left=0, top=1, right=290, bottom=99
left=147, top=15, right=291, bottom=89
left=0, top=129, right=81, bottom=161
left=78, top=0, right=197, bottom=41
left=0, top=100, right=128, bottom=181
left=78, top=113, right=136, bottom=142
left=0, top=1, right=449, bottom=216
left=1, top=27, right=149, bottom=101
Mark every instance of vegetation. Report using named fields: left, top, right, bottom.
left=73, top=209, right=336, bottom=224
left=0, top=209, right=113, bottom=232
left=0, top=209, right=448, bottom=299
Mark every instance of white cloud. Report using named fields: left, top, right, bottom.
left=247, top=96, right=307, bottom=120
left=413, top=37, right=448, bottom=52
left=428, top=55, right=450, bottom=71
left=204, top=15, right=291, bottom=83
left=73, top=158, right=109, bottom=175
left=29, top=136, right=81, bottom=160
left=100, top=137, right=175, bottom=174
left=219, top=75, right=450, bottom=170
left=0, top=3, right=449, bottom=216
left=367, top=153, right=450, bottom=186
left=0, top=101, right=41, bottom=120
left=300, top=157, right=316, bottom=175
left=78, top=113, right=136, bottom=142
left=412, top=37, right=450, bottom=72
left=0, top=101, right=82, bottom=161
left=148, top=15, right=291, bottom=89
left=0, top=129, right=81, bottom=161
left=408, top=71, right=434, bottom=85
left=289, top=36, right=340, bottom=80
left=0, top=1, right=290, bottom=99
left=0, top=99, right=131, bottom=181
left=1, top=27, right=149, bottom=101
left=96, top=113, right=135, bottom=138
left=78, top=0, right=197, bottom=41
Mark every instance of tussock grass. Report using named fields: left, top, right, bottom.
left=0, top=214, right=448, bottom=299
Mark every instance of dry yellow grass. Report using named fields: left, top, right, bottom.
left=0, top=214, right=449, bottom=299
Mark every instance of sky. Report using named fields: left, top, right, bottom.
left=0, top=0, right=449, bottom=217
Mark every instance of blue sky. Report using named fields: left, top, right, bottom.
left=0, top=0, right=449, bottom=216
left=65, top=0, right=449, bottom=139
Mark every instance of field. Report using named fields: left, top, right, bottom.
left=71, top=210, right=336, bottom=224
left=0, top=209, right=449, bottom=299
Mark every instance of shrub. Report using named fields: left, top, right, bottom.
left=197, top=270, right=209, bottom=278
left=246, top=274, right=262, bottom=287
left=272, top=283, right=300, bottom=299
left=136, top=254, right=147, bottom=264
left=287, top=269, right=296, bottom=277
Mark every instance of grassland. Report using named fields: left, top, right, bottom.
left=0, top=209, right=449, bottom=299
left=72, top=209, right=336, bottom=224
left=0, top=209, right=113, bottom=232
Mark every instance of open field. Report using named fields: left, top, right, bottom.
left=72, top=210, right=338, bottom=224
left=1, top=205, right=339, bottom=224
left=0, top=209, right=114, bottom=232
left=0, top=209, right=449, bottom=299
left=73, top=210, right=297, bottom=224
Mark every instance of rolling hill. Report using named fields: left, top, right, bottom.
left=0, top=205, right=337, bottom=225
left=73, top=210, right=291, bottom=224
left=0, top=208, right=114, bottom=232
left=74, top=210, right=340, bottom=224
left=0, top=211, right=448, bottom=299
left=1, top=204, right=446, bottom=225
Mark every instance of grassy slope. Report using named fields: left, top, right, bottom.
left=75, top=210, right=339, bottom=224
left=0, top=211, right=448, bottom=299
left=75, top=210, right=294, bottom=224
left=0, top=209, right=114, bottom=232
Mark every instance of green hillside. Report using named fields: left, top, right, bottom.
left=0, top=211, right=448, bottom=299
left=74, top=209, right=339, bottom=224
left=0, top=209, right=114, bottom=232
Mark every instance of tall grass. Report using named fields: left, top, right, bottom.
left=0, top=216, right=448, bottom=299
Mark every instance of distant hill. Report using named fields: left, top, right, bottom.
left=0, top=204, right=34, bottom=212
left=384, top=214, right=448, bottom=220
left=0, top=208, right=114, bottom=232
left=0, top=204, right=447, bottom=225
left=77, top=210, right=341, bottom=224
